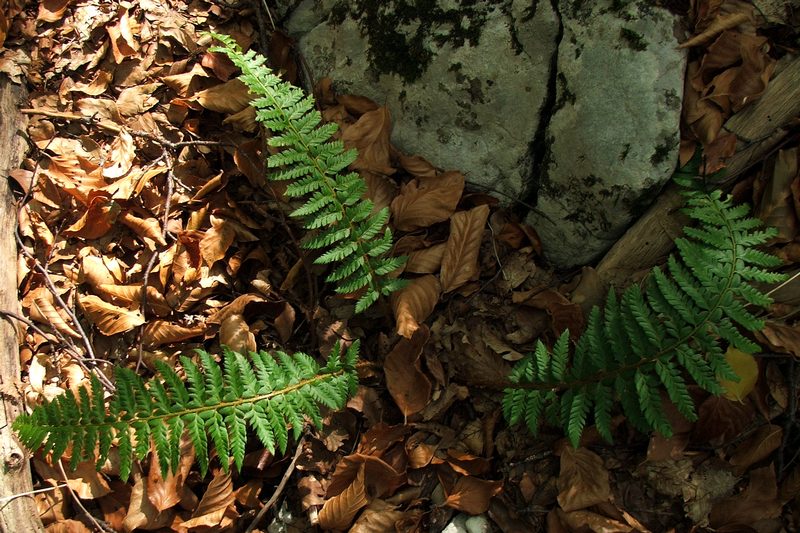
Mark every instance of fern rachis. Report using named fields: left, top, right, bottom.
left=208, top=33, right=406, bottom=313
left=503, top=180, right=787, bottom=446
left=12, top=343, right=359, bottom=480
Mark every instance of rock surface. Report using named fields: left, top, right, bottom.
left=280, top=0, right=685, bottom=268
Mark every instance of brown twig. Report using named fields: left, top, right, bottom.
left=245, top=434, right=306, bottom=533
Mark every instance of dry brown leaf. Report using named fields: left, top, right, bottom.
left=680, top=12, right=752, bottom=48
left=234, top=479, right=263, bottom=508
left=45, top=520, right=92, bottom=533
left=107, top=8, right=138, bottom=64
left=341, top=106, right=395, bottom=175
left=200, top=215, right=236, bottom=265
left=37, top=0, right=72, bottom=22
left=391, top=274, right=441, bottom=338
left=29, top=287, right=81, bottom=339
left=337, top=94, right=380, bottom=116
left=116, top=83, right=161, bottom=116
left=442, top=475, right=503, bottom=515
left=709, top=465, right=783, bottom=527
left=557, top=447, right=611, bottom=512
left=274, top=302, right=296, bottom=344
left=693, top=395, right=755, bottom=445
left=405, top=243, right=446, bottom=274
left=78, top=294, right=145, bottom=336
left=391, top=171, right=465, bottom=231
left=219, top=313, right=256, bottom=353
left=350, top=499, right=408, bottom=533
left=363, top=171, right=398, bottom=211
left=141, top=320, right=205, bottom=347
left=319, top=464, right=369, bottom=531
left=97, top=284, right=172, bottom=317
left=64, top=192, right=120, bottom=239
left=384, top=326, right=432, bottom=416
left=398, top=153, right=438, bottom=178
left=326, top=453, right=406, bottom=500
left=162, top=63, right=210, bottom=97
left=729, top=424, right=783, bottom=473
left=440, top=204, right=490, bottom=292
left=103, top=130, right=135, bottom=179
left=192, top=78, right=253, bottom=114
left=147, top=434, right=195, bottom=512
left=756, top=321, right=800, bottom=357
left=756, top=148, right=798, bottom=242
left=518, top=288, right=586, bottom=337
left=118, top=211, right=167, bottom=246
left=123, top=471, right=174, bottom=532
left=34, top=458, right=111, bottom=500
left=557, top=509, right=633, bottom=533
left=180, top=471, right=235, bottom=529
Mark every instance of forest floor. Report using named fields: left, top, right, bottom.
left=1, top=0, right=800, bottom=531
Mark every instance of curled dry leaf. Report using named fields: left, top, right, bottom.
left=219, top=313, right=256, bottom=353
left=103, top=130, right=135, bottom=179
left=123, top=471, right=174, bottom=533
left=756, top=148, right=798, bottom=242
left=34, top=457, right=111, bottom=500
left=200, top=215, right=236, bottom=265
left=391, top=274, right=441, bottom=338
left=141, top=319, right=205, bottom=347
left=192, top=78, right=253, bottom=114
left=350, top=499, right=408, bottom=533
left=442, top=474, right=503, bottom=515
left=680, top=11, right=752, bottom=48
left=106, top=8, right=138, bottom=64
left=97, top=284, right=172, bottom=317
left=440, top=204, right=490, bottom=293
left=406, top=243, right=446, bottom=274
left=341, top=106, right=395, bottom=176
left=384, top=326, right=432, bottom=416
left=398, top=153, right=438, bottom=178
left=64, top=192, right=120, bottom=239
left=78, top=294, right=145, bottom=336
left=118, top=211, right=167, bottom=246
left=557, top=447, right=611, bottom=512
left=147, top=434, right=195, bottom=512
left=709, top=465, right=783, bottom=527
left=180, top=471, right=235, bottom=529
left=29, top=287, right=81, bottom=339
left=391, top=171, right=465, bottom=231
left=755, top=320, right=800, bottom=358
left=729, top=424, right=782, bottom=473
left=319, top=464, right=369, bottom=531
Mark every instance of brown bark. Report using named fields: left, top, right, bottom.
left=0, top=76, right=44, bottom=532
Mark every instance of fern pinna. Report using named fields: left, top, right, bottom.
left=503, top=179, right=787, bottom=446
left=13, top=342, right=359, bottom=480
left=209, top=33, right=406, bottom=313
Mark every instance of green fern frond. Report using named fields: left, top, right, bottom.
left=208, top=33, right=406, bottom=312
left=13, top=343, right=360, bottom=480
left=503, top=179, right=787, bottom=446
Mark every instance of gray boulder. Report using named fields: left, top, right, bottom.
left=281, top=0, right=685, bottom=268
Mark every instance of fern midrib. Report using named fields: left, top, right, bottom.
left=34, top=368, right=351, bottom=431
left=513, top=196, right=740, bottom=392
left=243, top=63, right=383, bottom=294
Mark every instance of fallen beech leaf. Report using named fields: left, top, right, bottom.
left=391, top=275, right=441, bottom=338
left=442, top=475, right=503, bottom=514
left=141, top=320, right=205, bottom=347
left=363, top=171, right=398, bottom=211
left=78, top=294, right=145, bottom=336
left=118, top=211, right=166, bottom=246
left=192, top=79, right=253, bottom=114
left=341, top=106, right=395, bottom=175
left=337, top=94, right=380, bottom=116
left=693, top=395, right=755, bottom=445
left=107, top=9, right=138, bottom=64
left=557, top=447, right=611, bottom=512
left=709, top=465, right=783, bottom=527
left=64, top=192, right=120, bottom=239
left=326, top=453, right=406, bottom=501
left=44, top=520, right=92, bottom=533
left=384, top=326, right=432, bottom=416
left=405, top=243, right=446, bottom=274
left=123, top=471, right=174, bottom=532
left=274, top=302, right=295, bottom=343
left=391, top=171, right=465, bottom=231
left=37, top=0, right=72, bottom=22
left=730, top=424, right=782, bottom=473
left=440, top=205, right=490, bottom=292
left=29, top=287, right=81, bottom=339
left=201, top=51, right=238, bottom=81
left=319, top=464, right=369, bottom=531
left=219, top=313, right=256, bottom=354
left=398, top=153, right=438, bottom=178
left=116, top=83, right=160, bottom=116
left=679, top=12, right=752, bottom=48
left=350, top=499, right=407, bottom=533
left=200, top=215, right=236, bottom=265
left=557, top=509, right=631, bottom=533
left=180, top=471, right=235, bottom=529
left=234, top=479, right=263, bottom=508
left=162, top=63, right=210, bottom=96
left=103, top=130, right=135, bottom=179
left=720, top=346, right=758, bottom=401
left=147, top=434, right=195, bottom=512
left=97, top=285, right=171, bottom=317
left=34, top=458, right=111, bottom=500
left=756, top=148, right=798, bottom=242
left=756, top=320, right=800, bottom=357
left=519, top=288, right=586, bottom=337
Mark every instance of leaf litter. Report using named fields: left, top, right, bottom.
left=1, top=0, right=799, bottom=531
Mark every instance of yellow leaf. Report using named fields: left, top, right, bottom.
left=720, top=347, right=759, bottom=401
